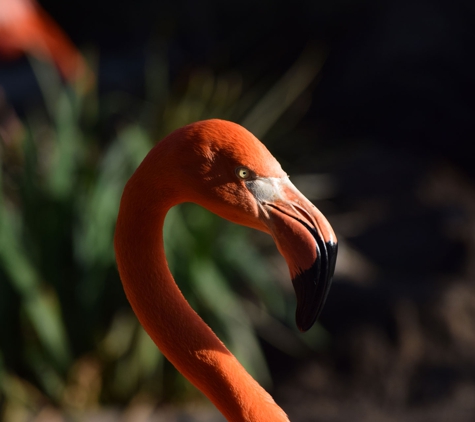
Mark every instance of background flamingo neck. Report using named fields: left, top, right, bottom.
left=114, top=159, right=289, bottom=422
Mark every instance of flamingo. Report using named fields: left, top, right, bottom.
left=0, top=0, right=88, bottom=83
left=114, top=119, right=337, bottom=421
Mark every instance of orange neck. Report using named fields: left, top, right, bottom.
left=114, top=148, right=289, bottom=422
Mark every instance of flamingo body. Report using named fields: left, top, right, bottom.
left=0, top=0, right=87, bottom=82
left=114, top=120, right=337, bottom=421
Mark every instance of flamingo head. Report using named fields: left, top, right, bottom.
left=155, top=119, right=338, bottom=331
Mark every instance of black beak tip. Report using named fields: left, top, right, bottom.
left=296, top=316, right=315, bottom=333
left=292, top=240, right=338, bottom=332
left=295, top=296, right=325, bottom=333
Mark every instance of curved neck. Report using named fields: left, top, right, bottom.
left=114, top=149, right=289, bottom=422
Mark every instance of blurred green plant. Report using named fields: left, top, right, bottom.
left=0, top=47, right=326, bottom=419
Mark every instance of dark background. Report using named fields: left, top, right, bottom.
left=1, top=0, right=475, bottom=421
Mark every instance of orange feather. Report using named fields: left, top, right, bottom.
left=115, top=120, right=337, bottom=421
left=0, top=0, right=89, bottom=83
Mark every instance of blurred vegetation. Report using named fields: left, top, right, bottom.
left=2, top=1, right=475, bottom=420
left=0, top=48, right=327, bottom=420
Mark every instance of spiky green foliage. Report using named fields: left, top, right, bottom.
left=0, top=50, right=326, bottom=419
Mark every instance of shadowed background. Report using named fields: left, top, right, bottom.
left=1, top=0, right=475, bottom=421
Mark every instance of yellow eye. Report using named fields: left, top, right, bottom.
left=236, top=166, right=251, bottom=179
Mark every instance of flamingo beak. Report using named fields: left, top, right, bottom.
left=248, top=177, right=337, bottom=332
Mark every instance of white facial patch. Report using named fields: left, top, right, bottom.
left=245, top=177, right=290, bottom=203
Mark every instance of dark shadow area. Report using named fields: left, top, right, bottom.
left=1, top=0, right=475, bottom=420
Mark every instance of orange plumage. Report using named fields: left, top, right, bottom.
left=0, top=0, right=88, bottom=82
left=114, top=120, right=337, bottom=421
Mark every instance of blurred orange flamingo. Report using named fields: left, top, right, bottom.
left=114, top=119, right=338, bottom=421
left=0, top=0, right=88, bottom=82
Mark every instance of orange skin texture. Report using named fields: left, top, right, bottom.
left=115, top=120, right=336, bottom=421
left=0, top=0, right=89, bottom=82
